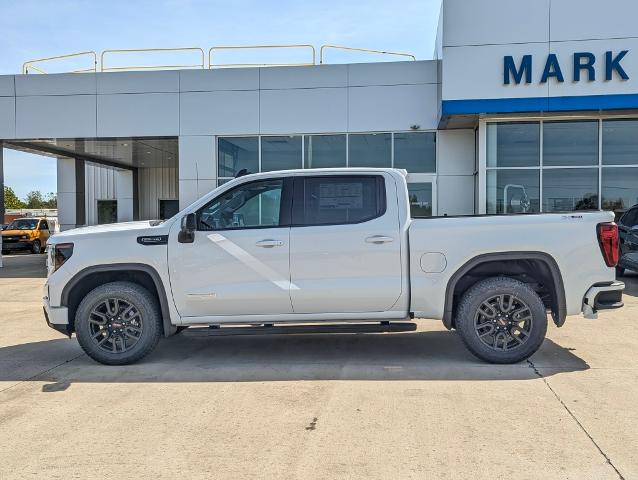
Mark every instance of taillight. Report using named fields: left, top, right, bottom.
left=597, top=223, right=619, bottom=267
left=53, top=243, right=74, bottom=272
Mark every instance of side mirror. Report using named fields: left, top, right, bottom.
left=178, top=213, right=197, bottom=244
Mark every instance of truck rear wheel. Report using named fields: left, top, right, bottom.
left=455, top=277, right=547, bottom=364
left=75, top=281, right=161, bottom=365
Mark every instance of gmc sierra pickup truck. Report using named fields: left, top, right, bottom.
left=43, top=168, right=625, bottom=365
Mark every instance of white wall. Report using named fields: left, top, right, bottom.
left=440, top=0, right=638, bottom=102
left=84, top=163, right=116, bottom=226
left=57, top=157, right=79, bottom=231
left=2, top=60, right=462, bottom=216
left=138, top=167, right=178, bottom=220
left=436, top=129, right=476, bottom=215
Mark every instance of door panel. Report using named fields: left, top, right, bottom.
left=169, top=227, right=292, bottom=317
left=168, top=177, right=293, bottom=318
left=289, top=174, right=402, bottom=314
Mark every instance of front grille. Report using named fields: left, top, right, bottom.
left=2, top=237, right=18, bottom=243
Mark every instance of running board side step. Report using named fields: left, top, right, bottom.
left=180, top=322, right=417, bottom=337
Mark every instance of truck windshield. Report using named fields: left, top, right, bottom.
left=6, top=219, right=39, bottom=230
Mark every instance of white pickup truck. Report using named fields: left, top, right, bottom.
left=43, top=168, right=624, bottom=365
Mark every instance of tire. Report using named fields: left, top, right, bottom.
left=616, top=266, right=625, bottom=277
left=75, top=281, right=161, bottom=365
left=455, top=277, right=548, bottom=364
left=31, top=240, right=42, bottom=254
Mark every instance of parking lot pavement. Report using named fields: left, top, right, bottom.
left=0, top=254, right=637, bottom=480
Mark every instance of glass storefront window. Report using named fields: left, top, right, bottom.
left=407, top=183, right=433, bottom=217
left=348, top=133, right=392, bottom=168
left=603, top=120, right=638, bottom=165
left=218, top=137, right=259, bottom=177
left=602, top=167, right=638, bottom=214
left=261, top=136, right=302, bottom=172
left=304, top=135, right=346, bottom=169
left=543, top=121, right=598, bottom=166
left=394, top=132, right=436, bottom=173
left=97, top=200, right=118, bottom=224
left=542, top=168, right=598, bottom=212
left=486, top=169, right=540, bottom=214
left=487, top=122, right=540, bottom=168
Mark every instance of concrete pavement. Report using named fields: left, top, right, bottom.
left=0, top=253, right=636, bottom=479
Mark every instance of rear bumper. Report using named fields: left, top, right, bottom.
left=582, top=281, right=625, bottom=319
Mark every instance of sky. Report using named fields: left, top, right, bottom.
left=1, top=0, right=442, bottom=200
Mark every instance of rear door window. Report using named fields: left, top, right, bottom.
left=292, top=175, right=386, bottom=226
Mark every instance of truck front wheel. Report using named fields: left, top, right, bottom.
left=455, top=277, right=547, bottom=364
left=75, top=281, right=161, bottom=365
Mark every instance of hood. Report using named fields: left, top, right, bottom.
left=50, top=220, right=173, bottom=243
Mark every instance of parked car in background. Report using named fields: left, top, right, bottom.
left=1, top=218, right=52, bottom=254
left=617, top=205, right=638, bottom=276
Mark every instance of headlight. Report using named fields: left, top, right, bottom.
left=53, top=243, right=74, bottom=272
left=21, top=235, right=28, bottom=239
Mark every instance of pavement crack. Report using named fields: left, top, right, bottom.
left=0, top=352, right=85, bottom=395
left=527, top=359, right=625, bottom=480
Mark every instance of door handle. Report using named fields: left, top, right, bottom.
left=256, top=239, right=285, bottom=248
left=365, top=235, right=394, bottom=244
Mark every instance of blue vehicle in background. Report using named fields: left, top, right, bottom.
left=617, top=206, right=638, bottom=276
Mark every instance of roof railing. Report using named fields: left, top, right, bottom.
left=23, top=50, right=98, bottom=74
left=208, top=44, right=316, bottom=68
left=21, top=44, right=415, bottom=74
left=319, top=45, right=416, bottom=64
left=101, top=47, right=205, bottom=72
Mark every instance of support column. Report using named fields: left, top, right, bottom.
left=478, top=119, right=489, bottom=215
left=0, top=145, right=4, bottom=224
left=133, top=168, right=139, bottom=221
left=57, top=157, right=86, bottom=231
left=0, top=146, right=4, bottom=267
left=178, top=135, right=215, bottom=209
left=115, top=169, right=134, bottom=222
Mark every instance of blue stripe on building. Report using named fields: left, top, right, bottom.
left=442, top=93, right=638, bottom=116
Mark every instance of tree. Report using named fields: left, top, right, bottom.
left=42, top=192, right=57, bottom=209
left=3, top=186, right=25, bottom=209
left=24, top=190, right=45, bottom=209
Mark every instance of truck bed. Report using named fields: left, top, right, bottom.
left=408, top=211, right=616, bottom=320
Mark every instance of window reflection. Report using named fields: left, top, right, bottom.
left=486, top=170, right=540, bottom=214
left=486, top=123, right=540, bottom=168
left=543, top=121, right=598, bottom=166
left=602, top=168, right=638, bottom=214
left=261, top=136, right=302, bottom=172
left=348, top=133, right=392, bottom=168
left=542, top=168, right=598, bottom=212
left=407, top=183, right=433, bottom=217
left=603, top=120, right=638, bottom=165
left=304, top=135, right=346, bottom=169
left=394, top=132, right=436, bottom=173
left=217, top=137, right=258, bottom=178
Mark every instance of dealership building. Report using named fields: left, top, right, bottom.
left=1, top=0, right=638, bottom=229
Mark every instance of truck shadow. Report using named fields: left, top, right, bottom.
left=0, top=330, right=588, bottom=386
